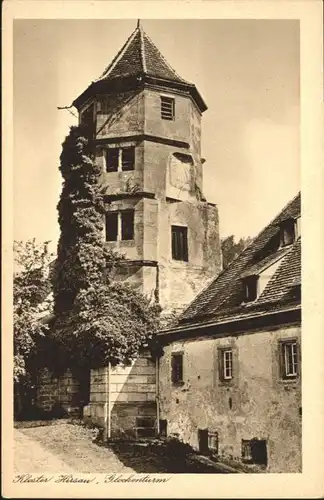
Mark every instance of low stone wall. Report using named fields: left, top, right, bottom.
left=83, top=352, right=157, bottom=438
left=36, top=368, right=81, bottom=415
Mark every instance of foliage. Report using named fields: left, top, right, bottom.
left=221, top=235, right=252, bottom=270
left=50, top=124, right=160, bottom=374
left=13, top=239, right=54, bottom=382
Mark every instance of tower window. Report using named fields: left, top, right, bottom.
left=171, top=226, right=188, bottom=261
left=171, top=352, right=183, bottom=385
left=105, top=212, right=118, bottom=241
left=280, top=340, right=299, bottom=379
left=121, top=147, right=135, bottom=171
left=161, top=96, right=175, bottom=121
left=121, top=210, right=134, bottom=240
left=106, top=147, right=135, bottom=172
left=219, top=348, right=233, bottom=381
left=106, top=148, right=119, bottom=172
left=105, top=210, right=135, bottom=242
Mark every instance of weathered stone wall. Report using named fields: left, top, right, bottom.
left=83, top=352, right=157, bottom=438
left=36, top=369, right=81, bottom=414
left=96, top=90, right=144, bottom=139
left=158, top=324, right=302, bottom=473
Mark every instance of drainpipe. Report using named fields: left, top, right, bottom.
left=156, top=356, right=160, bottom=435
left=104, top=363, right=111, bottom=440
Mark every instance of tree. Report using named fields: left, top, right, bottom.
left=50, top=124, right=160, bottom=375
left=221, top=235, right=252, bottom=270
left=13, top=239, right=54, bottom=414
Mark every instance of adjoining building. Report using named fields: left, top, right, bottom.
left=157, top=192, right=301, bottom=473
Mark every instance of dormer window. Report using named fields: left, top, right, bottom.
left=243, top=275, right=259, bottom=302
left=280, top=218, right=296, bottom=247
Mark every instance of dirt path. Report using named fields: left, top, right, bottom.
left=14, top=422, right=135, bottom=474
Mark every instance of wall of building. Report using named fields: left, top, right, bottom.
left=83, top=351, right=157, bottom=438
left=36, top=369, right=81, bottom=415
left=96, top=90, right=145, bottom=139
left=158, top=324, right=302, bottom=473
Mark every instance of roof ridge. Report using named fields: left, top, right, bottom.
left=139, top=22, right=147, bottom=73
left=95, top=26, right=140, bottom=82
left=143, top=30, right=189, bottom=83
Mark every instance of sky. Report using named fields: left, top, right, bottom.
left=13, top=19, right=300, bottom=253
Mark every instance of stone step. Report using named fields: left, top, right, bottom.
left=136, top=417, right=155, bottom=428
left=136, top=427, right=156, bottom=438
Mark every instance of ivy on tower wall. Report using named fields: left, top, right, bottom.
left=46, top=125, right=160, bottom=374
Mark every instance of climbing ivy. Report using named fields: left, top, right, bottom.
left=48, top=124, right=160, bottom=374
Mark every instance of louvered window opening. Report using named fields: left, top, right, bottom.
left=161, top=96, right=175, bottom=120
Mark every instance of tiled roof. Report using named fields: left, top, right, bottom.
left=96, top=22, right=188, bottom=84
left=176, top=192, right=301, bottom=327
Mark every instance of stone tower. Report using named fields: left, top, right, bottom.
left=72, top=21, right=222, bottom=317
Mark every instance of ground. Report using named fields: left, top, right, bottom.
left=14, top=420, right=229, bottom=474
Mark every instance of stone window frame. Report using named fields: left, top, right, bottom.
left=171, top=225, right=189, bottom=262
left=105, top=209, right=135, bottom=242
left=218, top=347, right=234, bottom=383
left=279, top=338, right=300, bottom=381
left=105, top=146, right=136, bottom=173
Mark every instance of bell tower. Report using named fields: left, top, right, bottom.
left=72, top=21, right=222, bottom=318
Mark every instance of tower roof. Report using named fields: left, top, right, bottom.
left=96, top=20, right=188, bottom=84
left=72, top=21, right=207, bottom=112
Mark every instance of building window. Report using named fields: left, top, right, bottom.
left=121, top=210, right=134, bottom=240
left=171, top=226, right=188, bottom=262
left=280, top=218, right=296, bottom=247
left=244, top=275, right=259, bottom=302
left=219, top=348, right=233, bottom=381
left=106, top=147, right=135, bottom=172
left=242, top=439, right=268, bottom=466
left=105, top=210, right=135, bottom=242
left=280, top=340, right=299, bottom=379
left=105, top=212, right=118, bottom=241
left=161, top=96, right=175, bottom=120
left=171, top=352, right=183, bottom=385
left=208, top=431, right=219, bottom=455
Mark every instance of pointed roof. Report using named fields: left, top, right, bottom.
left=96, top=21, right=188, bottom=84
left=72, top=22, right=207, bottom=112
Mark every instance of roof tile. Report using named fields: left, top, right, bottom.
left=179, top=192, right=301, bottom=325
